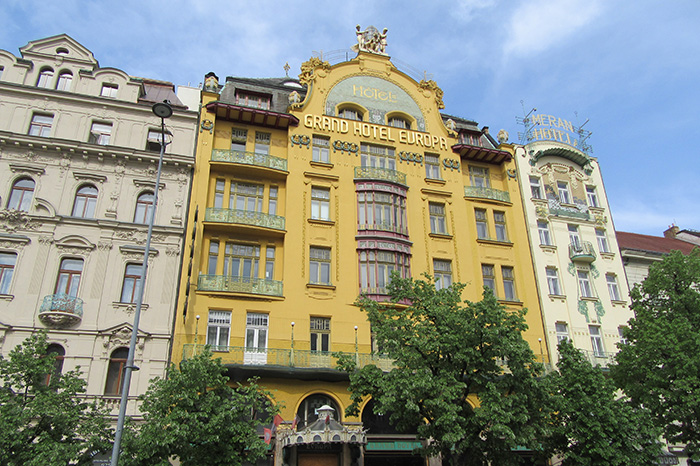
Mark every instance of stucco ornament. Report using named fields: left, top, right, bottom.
left=203, top=72, right=219, bottom=93
left=352, top=25, right=388, bottom=55
left=497, top=129, right=509, bottom=143
left=0, top=209, right=41, bottom=233
left=299, top=57, right=331, bottom=86
left=419, top=79, right=445, bottom=109
left=288, top=90, right=302, bottom=108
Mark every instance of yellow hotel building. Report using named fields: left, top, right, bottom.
left=172, top=28, right=548, bottom=466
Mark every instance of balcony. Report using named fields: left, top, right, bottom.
left=464, top=186, right=511, bottom=203
left=182, top=344, right=394, bottom=372
left=568, top=241, right=596, bottom=263
left=205, top=207, right=285, bottom=231
left=211, top=149, right=287, bottom=174
left=198, top=274, right=283, bottom=297
left=38, top=293, right=83, bottom=327
left=581, top=350, right=616, bottom=368
left=354, top=166, right=407, bottom=186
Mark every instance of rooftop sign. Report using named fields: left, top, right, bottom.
left=517, top=109, right=592, bottom=154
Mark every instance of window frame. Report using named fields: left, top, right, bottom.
left=235, top=91, right=271, bottom=110
left=146, top=129, right=170, bottom=151
left=254, top=131, right=271, bottom=155
left=104, top=347, right=129, bottom=396
left=311, top=187, right=331, bottom=221
left=530, top=176, right=543, bottom=199
left=134, top=191, right=155, bottom=224
left=89, top=121, right=112, bottom=145
left=120, top=263, right=143, bottom=304
left=589, top=325, right=605, bottom=357
left=224, top=243, right=260, bottom=278
left=502, top=266, right=517, bottom=301
left=557, top=181, right=572, bottom=204
left=433, top=259, right=452, bottom=290
left=494, top=211, right=508, bottom=242
left=429, top=202, right=447, bottom=235
left=309, top=246, right=332, bottom=285
left=28, top=113, right=53, bottom=138
left=310, top=317, right=331, bottom=353
left=577, top=270, right=593, bottom=298
left=359, top=249, right=410, bottom=295
left=555, top=322, right=569, bottom=345
left=231, top=128, right=247, bottom=152
left=312, top=135, right=330, bottom=163
left=207, top=241, right=219, bottom=275
left=245, top=312, right=269, bottom=353
left=55, top=70, right=72, bottom=91
left=0, top=252, right=17, bottom=294
left=7, top=177, right=35, bottom=211
left=546, top=267, right=562, bottom=295
left=469, top=166, right=490, bottom=188
left=229, top=182, right=264, bottom=212
left=586, top=186, right=600, bottom=207
left=100, top=83, right=118, bottom=98
left=424, top=153, right=441, bottom=180
left=482, top=264, right=496, bottom=293
left=207, top=310, right=231, bottom=351
left=54, top=258, right=83, bottom=297
left=606, top=273, right=621, bottom=301
left=596, top=229, right=610, bottom=253
left=72, top=185, right=98, bottom=218
left=36, top=67, right=54, bottom=88
left=537, top=221, right=552, bottom=246
left=475, top=208, right=489, bottom=240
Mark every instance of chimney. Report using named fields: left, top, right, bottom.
left=663, top=224, right=680, bottom=239
left=481, top=126, right=489, bottom=135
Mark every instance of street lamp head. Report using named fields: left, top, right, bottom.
left=291, top=321, right=295, bottom=327
left=152, top=100, right=173, bottom=119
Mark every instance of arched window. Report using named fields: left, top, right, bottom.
left=72, top=185, right=98, bottom=218
left=134, top=192, right=154, bottom=224
left=104, top=347, right=129, bottom=395
left=296, top=394, right=341, bottom=429
left=54, top=258, right=83, bottom=297
left=337, top=106, right=362, bottom=121
left=36, top=67, right=54, bottom=88
left=45, top=344, right=65, bottom=386
left=55, top=71, right=72, bottom=91
left=361, top=398, right=417, bottom=434
left=7, top=177, right=35, bottom=211
left=388, top=116, right=410, bottom=129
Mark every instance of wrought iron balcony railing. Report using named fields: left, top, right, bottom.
left=182, top=344, right=394, bottom=371
left=568, top=240, right=596, bottom=263
left=354, top=166, right=407, bottom=185
left=38, top=293, right=83, bottom=327
left=205, top=207, right=285, bottom=231
left=464, top=186, right=511, bottom=203
left=581, top=350, right=616, bottom=368
left=211, top=149, right=287, bottom=172
left=197, top=274, right=283, bottom=297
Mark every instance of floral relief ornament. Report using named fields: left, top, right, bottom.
left=299, top=57, right=331, bottom=86
left=418, top=79, right=445, bottom=110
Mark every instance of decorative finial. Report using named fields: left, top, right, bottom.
left=284, top=62, right=290, bottom=77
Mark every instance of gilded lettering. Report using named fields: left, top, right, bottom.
left=353, top=122, right=362, bottom=136
left=379, top=127, right=388, bottom=141
left=388, top=128, right=396, bottom=142
left=399, top=130, right=408, bottom=144
left=415, top=133, right=424, bottom=147
left=432, top=135, right=439, bottom=147
left=304, top=114, right=313, bottom=128
left=353, top=85, right=361, bottom=96
left=547, top=115, right=557, bottom=127
left=378, top=91, right=387, bottom=100
left=362, top=123, right=370, bottom=138
left=406, top=131, right=415, bottom=145
left=322, top=116, right=331, bottom=131
left=440, top=137, right=447, bottom=150
left=313, top=115, right=322, bottom=130
left=340, top=120, right=348, bottom=133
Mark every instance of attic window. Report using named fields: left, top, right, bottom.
left=56, top=47, right=69, bottom=56
left=460, top=132, right=482, bottom=147
left=235, top=91, right=270, bottom=110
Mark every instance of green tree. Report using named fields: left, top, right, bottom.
left=0, top=332, right=112, bottom=466
left=543, top=341, right=660, bottom=465
left=338, top=275, right=548, bottom=466
left=120, top=347, right=276, bottom=466
left=612, top=249, right=700, bottom=459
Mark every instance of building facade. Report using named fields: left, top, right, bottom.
left=0, top=35, right=197, bottom=418
left=171, top=28, right=548, bottom=466
left=512, top=133, right=631, bottom=367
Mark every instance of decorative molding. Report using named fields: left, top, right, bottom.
left=303, top=171, right=340, bottom=182
left=119, top=244, right=159, bottom=259
left=0, top=233, right=30, bottom=250
left=9, top=163, right=45, bottom=176
left=112, top=302, right=149, bottom=316
left=166, top=246, right=180, bottom=257
left=72, top=171, right=107, bottom=183
left=0, top=209, right=42, bottom=233
left=420, top=188, right=452, bottom=198
left=133, top=179, right=165, bottom=190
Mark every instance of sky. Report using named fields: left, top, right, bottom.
left=1, top=0, right=698, bottom=236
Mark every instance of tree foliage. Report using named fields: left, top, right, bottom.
left=612, top=248, right=700, bottom=458
left=338, top=275, right=548, bottom=466
left=0, top=332, right=112, bottom=466
left=120, top=347, right=276, bottom=466
left=543, top=341, right=661, bottom=465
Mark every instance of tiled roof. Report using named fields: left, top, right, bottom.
left=616, top=231, right=697, bottom=255
left=138, top=79, right=187, bottom=109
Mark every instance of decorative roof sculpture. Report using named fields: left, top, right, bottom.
left=352, top=25, right=388, bottom=55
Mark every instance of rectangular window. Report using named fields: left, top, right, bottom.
left=482, top=264, right=496, bottom=293
left=207, top=241, right=219, bottom=275
left=429, top=203, right=447, bottom=235
left=265, top=246, right=275, bottom=279
left=224, top=243, right=260, bottom=278
left=311, top=187, right=330, bottom=220
left=589, top=326, right=605, bottom=356
left=0, top=252, right=17, bottom=294
left=245, top=312, right=269, bottom=356
left=475, top=209, right=489, bottom=239
left=546, top=268, right=561, bottom=295
left=538, top=221, right=552, bottom=246
left=502, top=266, right=516, bottom=300
left=424, top=153, right=441, bottom=180
left=618, top=326, right=628, bottom=345
left=28, top=114, right=53, bottom=137
left=254, top=131, right=270, bottom=155
left=120, top=264, right=143, bottom=303
left=586, top=186, right=599, bottom=207
left=207, top=311, right=231, bottom=351
left=558, top=181, right=572, bottom=204
left=578, top=270, right=593, bottom=297
left=229, top=182, right=264, bottom=212
left=89, top=122, right=112, bottom=145
left=268, top=186, right=278, bottom=215
left=231, top=128, right=247, bottom=152
left=360, top=143, right=396, bottom=170
left=530, top=176, right=542, bottom=199
left=55, top=258, right=83, bottom=297
left=100, top=84, right=118, bottom=98
left=309, top=246, right=331, bottom=285
left=214, top=179, right=225, bottom=209
left=596, top=229, right=610, bottom=253
left=469, top=166, right=490, bottom=188
left=236, top=92, right=270, bottom=110
left=606, top=274, right=621, bottom=301
left=494, top=211, right=507, bottom=242
left=555, top=322, right=569, bottom=344
left=568, top=224, right=581, bottom=248
left=433, top=259, right=452, bottom=290
left=312, top=136, right=330, bottom=163
left=310, top=317, right=330, bottom=352
left=146, top=129, right=169, bottom=151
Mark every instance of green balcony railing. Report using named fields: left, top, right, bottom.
left=354, top=166, right=407, bottom=185
left=211, top=149, right=287, bottom=172
left=464, top=186, right=511, bottom=203
left=38, top=293, right=83, bottom=327
left=568, top=241, right=596, bottom=263
left=182, top=344, right=394, bottom=371
left=197, top=274, right=283, bottom=297
left=582, top=350, right=616, bottom=368
left=205, top=207, right=285, bottom=231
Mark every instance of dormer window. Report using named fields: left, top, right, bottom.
left=56, top=71, right=72, bottom=91
left=338, top=107, right=362, bottom=121
left=235, top=91, right=270, bottom=110
left=36, top=67, right=54, bottom=88
left=460, top=132, right=482, bottom=146
left=100, top=84, right=118, bottom=98
left=388, top=117, right=410, bottom=129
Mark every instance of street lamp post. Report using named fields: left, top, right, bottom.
left=110, top=101, right=173, bottom=466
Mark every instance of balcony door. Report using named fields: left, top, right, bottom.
left=244, top=312, right=268, bottom=365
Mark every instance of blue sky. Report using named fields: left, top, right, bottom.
left=2, top=0, right=698, bottom=235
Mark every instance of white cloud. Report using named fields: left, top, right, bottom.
left=503, top=0, right=604, bottom=58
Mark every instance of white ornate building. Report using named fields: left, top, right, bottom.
left=0, top=35, right=197, bottom=417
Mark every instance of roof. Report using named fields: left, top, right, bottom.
left=138, top=78, right=187, bottom=109
left=616, top=231, right=697, bottom=256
